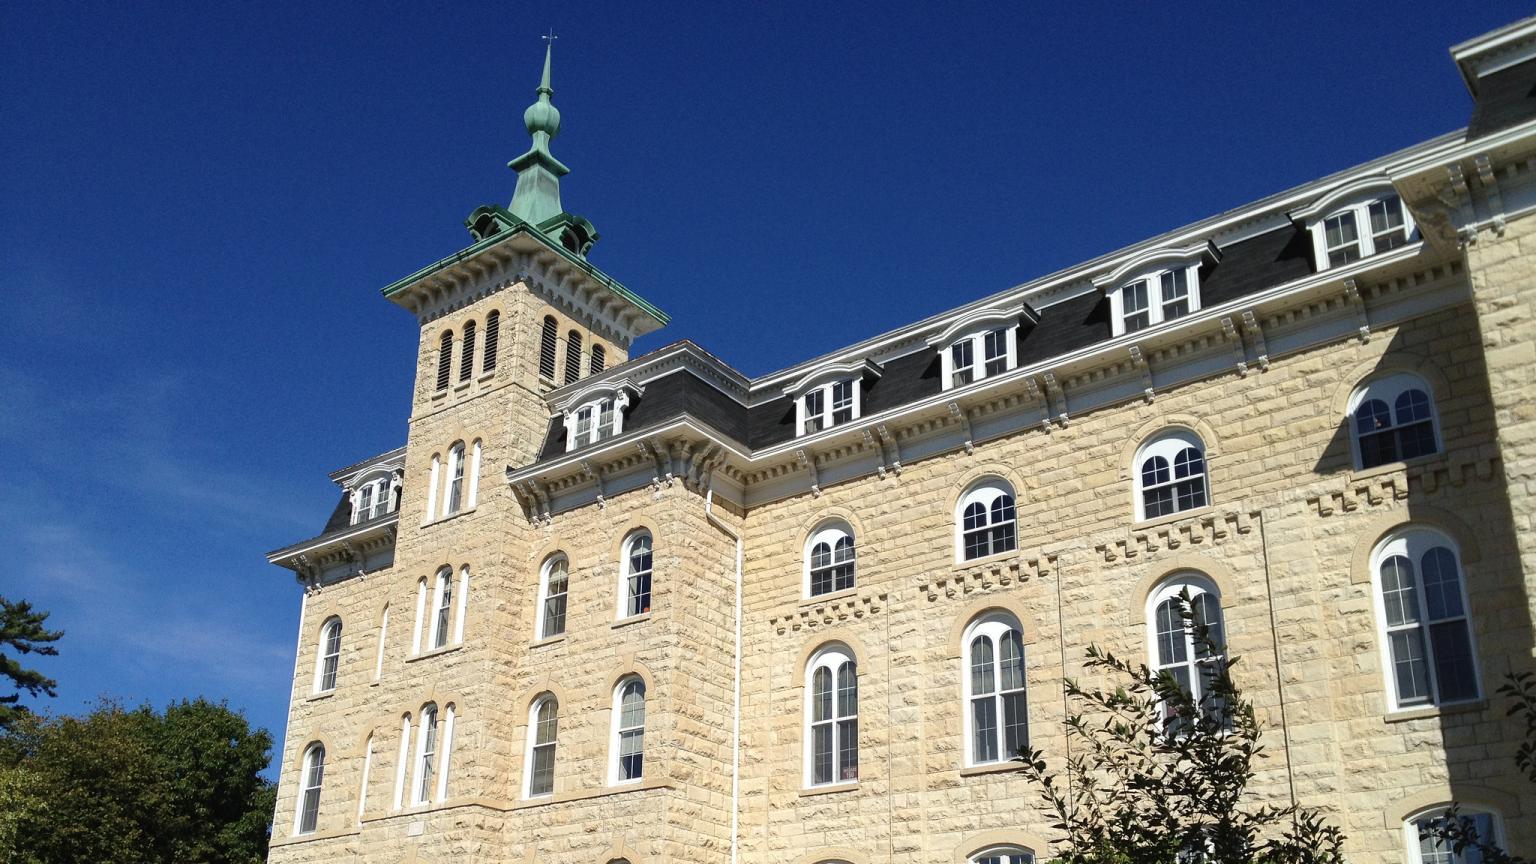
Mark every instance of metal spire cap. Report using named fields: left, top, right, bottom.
left=523, top=41, right=561, bottom=139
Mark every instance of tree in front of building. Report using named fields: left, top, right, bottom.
left=1016, top=592, right=1345, bottom=864
left=0, top=595, right=63, bottom=730
left=0, top=698, right=276, bottom=864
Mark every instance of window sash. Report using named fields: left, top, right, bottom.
left=298, top=752, right=324, bottom=833
left=951, top=340, right=975, bottom=387
left=433, top=579, right=453, bottom=649
left=983, top=328, right=1009, bottom=376
left=319, top=625, right=341, bottom=691
left=830, top=379, right=854, bottom=426
left=542, top=566, right=568, bottom=638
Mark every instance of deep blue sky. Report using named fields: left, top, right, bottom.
left=2, top=3, right=1527, bottom=775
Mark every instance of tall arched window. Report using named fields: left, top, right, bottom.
left=1147, top=574, right=1226, bottom=724
left=425, top=453, right=441, bottom=522
left=315, top=618, right=342, bottom=693
left=806, top=521, right=856, bottom=597
left=957, top=479, right=1017, bottom=561
left=392, top=713, right=412, bottom=809
left=611, top=677, right=646, bottom=784
left=525, top=695, right=558, bottom=797
left=1349, top=373, right=1441, bottom=469
left=482, top=310, right=500, bottom=373
left=444, top=444, right=466, bottom=516
left=431, top=567, right=453, bottom=650
left=964, top=612, right=1028, bottom=765
left=357, top=732, right=373, bottom=819
left=538, top=316, right=559, bottom=380
left=590, top=344, right=606, bottom=374
left=454, top=566, right=470, bottom=644
left=295, top=743, right=325, bottom=834
left=435, top=330, right=453, bottom=392
left=972, top=847, right=1035, bottom=864
left=1372, top=528, right=1480, bottom=710
left=459, top=320, right=476, bottom=382
left=1406, top=806, right=1504, bottom=863
left=1135, top=430, right=1208, bottom=521
left=564, top=330, right=583, bottom=385
left=537, top=555, right=569, bottom=639
left=413, top=703, right=438, bottom=805
left=622, top=531, right=653, bottom=618
left=805, top=645, right=858, bottom=787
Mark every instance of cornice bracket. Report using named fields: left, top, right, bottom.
left=795, top=448, right=821, bottom=497
left=947, top=401, right=974, bottom=455
left=1220, top=316, right=1249, bottom=377
left=1129, top=345, right=1154, bottom=403
left=1342, top=278, right=1370, bottom=343
left=1042, top=371, right=1068, bottom=426
left=1240, top=310, right=1270, bottom=372
left=875, top=423, right=902, bottom=475
left=1474, top=153, right=1507, bottom=237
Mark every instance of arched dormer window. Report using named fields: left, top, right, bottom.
left=1292, top=178, right=1416, bottom=271
left=564, top=330, right=583, bottom=385
left=805, top=521, right=855, bottom=597
left=805, top=644, right=858, bottom=787
left=956, top=479, right=1017, bottom=562
left=351, top=473, right=392, bottom=524
left=314, top=617, right=341, bottom=693
left=536, top=554, right=569, bottom=639
left=927, top=305, right=1035, bottom=392
left=785, top=359, right=882, bottom=437
left=964, top=611, right=1028, bottom=765
left=1371, top=528, right=1480, bottom=711
left=621, top=531, right=653, bottom=618
left=295, top=743, right=325, bottom=835
left=971, top=847, right=1036, bottom=864
left=525, top=694, right=558, bottom=797
left=538, top=316, right=559, bottom=380
left=610, top=677, right=646, bottom=784
left=1134, top=430, right=1208, bottom=521
left=459, top=320, right=476, bottom=382
left=1147, top=573, right=1226, bottom=726
left=1349, top=372, right=1441, bottom=469
left=1092, top=241, right=1219, bottom=337
left=561, top=380, right=638, bottom=451
left=482, top=311, right=500, bottom=373
left=435, top=330, right=453, bottom=392
left=1406, top=805, right=1505, bottom=863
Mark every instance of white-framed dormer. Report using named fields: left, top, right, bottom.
left=559, top=378, right=642, bottom=452
left=926, top=303, right=1037, bottom=391
left=1291, top=176, right=1416, bottom=272
left=783, top=359, right=882, bottom=437
left=1091, top=240, right=1220, bottom=337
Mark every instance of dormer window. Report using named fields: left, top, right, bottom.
left=1092, top=241, right=1219, bottom=338
left=784, top=360, right=882, bottom=438
left=559, top=381, right=638, bottom=452
left=571, top=398, right=617, bottom=448
left=351, top=475, right=394, bottom=524
left=1294, top=179, right=1416, bottom=272
left=926, top=304, right=1035, bottom=393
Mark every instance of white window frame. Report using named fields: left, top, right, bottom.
left=392, top=713, right=411, bottom=810
left=609, top=677, right=647, bottom=785
left=1404, top=805, right=1504, bottom=864
left=564, top=391, right=631, bottom=451
left=425, top=454, right=440, bottom=522
left=294, top=742, right=325, bottom=835
left=1108, top=262, right=1203, bottom=336
left=430, top=567, right=453, bottom=650
left=524, top=695, right=559, bottom=798
left=619, top=531, right=653, bottom=619
left=314, top=617, right=342, bottom=693
left=1308, top=193, right=1415, bottom=271
left=1347, top=373, right=1442, bottom=470
left=963, top=612, right=1028, bottom=767
left=803, top=521, right=856, bottom=598
left=803, top=644, right=858, bottom=788
left=940, top=326, right=1017, bottom=391
left=535, top=554, right=569, bottom=640
left=454, top=566, right=469, bottom=644
left=955, top=479, right=1018, bottom=563
left=351, top=474, right=391, bottom=524
left=443, top=443, right=466, bottom=516
left=412, top=703, right=438, bottom=806
left=795, top=377, right=862, bottom=436
left=411, top=578, right=427, bottom=655
left=357, top=733, right=372, bottom=820
left=1370, top=528, right=1482, bottom=713
left=434, top=704, right=455, bottom=803
left=1133, top=430, right=1209, bottom=522
left=1145, top=573, right=1226, bottom=723
left=971, top=847, right=1036, bottom=864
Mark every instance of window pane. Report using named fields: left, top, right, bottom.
left=1389, top=629, right=1431, bottom=705
left=1161, top=269, right=1191, bottom=320
left=837, top=717, right=858, bottom=781
left=951, top=340, right=974, bottom=387
left=530, top=744, right=555, bottom=795
left=999, top=630, right=1024, bottom=691
left=619, top=729, right=644, bottom=780
left=831, top=379, right=854, bottom=425
left=1002, top=690, right=1029, bottom=756
left=1192, top=593, right=1225, bottom=656
left=1429, top=620, right=1477, bottom=703
left=972, top=697, right=998, bottom=763
left=837, top=662, right=858, bottom=718
left=812, top=668, right=832, bottom=723
left=984, top=328, right=1009, bottom=376
left=1176, top=477, right=1207, bottom=511
left=812, top=723, right=833, bottom=785
left=1325, top=212, right=1358, bottom=248
left=1420, top=548, right=1464, bottom=620
left=1156, top=599, right=1187, bottom=665
left=1144, top=486, right=1174, bottom=519
left=970, top=636, right=995, bottom=695
left=1380, top=556, right=1420, bottom=627
left=1142, top=455, right=1170, bottom=488
left=1398, top=421, right=1438, bottom=461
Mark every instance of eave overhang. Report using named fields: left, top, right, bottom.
left=266, top=512, right=400, bottom=577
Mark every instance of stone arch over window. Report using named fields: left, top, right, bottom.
left=1349, top=507, right=1483, bottom=587
left=1131, top=427, right=1209, bottom=522
left=1128, top=554, right=1240, bottom=614
left=804, top=518, right=856, bottom=598
left=1402, top=803, right=1506, bottom=863
left=792, top=852, right=871, bottom=864
left=1368, top=526, right=1481, bottom=711
left=953, top=830, right=1051, bottom=864
left=955, top=476, right=1018, bottom=562
left=962, top=609, right=1028, bottom=766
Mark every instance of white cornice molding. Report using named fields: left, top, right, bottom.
left=782, top=358, right=883, bottom=398
left=1289, top=175, right=1400, bottom=222
left=327, top=448, right=407, bottom=488
left=552, top=376, right=644, bottom=415
left=1453, top=16, right=1536, bottom=94
left=923, top=301, right=1038, bottom=348
left=1090, top=240, right=1222, bottom=290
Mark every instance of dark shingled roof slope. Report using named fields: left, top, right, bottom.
left=1469, top=61, right=1536, bottom=139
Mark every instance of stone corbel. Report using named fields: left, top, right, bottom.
left=580, top=460, right=606, bottom=509
left=795, top=448, right=821, bottom=497
left=1447, top=163, right=1477, bottom=246
left=672, top=441, right=694, bottom=487
left=875, top=424, right=901, bottom=475
left=862, top=429, right=886, bottom=479
left=1129, top=345, right=1153, bottom=403
left=1220, top=316, right=1249, bottom=377
left=1240, top=311, right=1269, bottom=372
left=1042, top=372, right=1068, bottom=426
left=640, top=439, right=672, bottom=488
left=696, top=447, right=726, bottom=490
left=1475, top=154, right=1507, bottom=237
left=1024, top=377, right=1051, bottom=434
left=947, top=401, right=974, bottom=455
left=1342, top=278, right=1370, bottom=343
left=518, top=479, right=551, bottom=522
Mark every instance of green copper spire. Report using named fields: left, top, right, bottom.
left=508, top=40, right=570, bottom=225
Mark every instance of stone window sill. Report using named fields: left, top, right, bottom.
left=304, top=690, right=335, bottom=703
left=802, top=587, right=858, bottom=607
left=1384, top=698, right=1486, bottom=724
left=477, top=371, right=496, bottom=384
left=1133, top=503, right=1215, bottom=532
left=529, top=633, right=566, bottom=649
left=612, top=612, right=653, bottom=629
left=798, top=781, right=859, bottom=798
left=269, top=826, right=360, bottom=847
left=959, top=760, right=1023, bottom=778
left=1349, top=452, right=1445, bottom=483
left=407, top=642, right=463, bottom=663
left=514, top=777, right=668, bottom=809
left=957, top=549, right=1017, bottom=569
left=422, top=507, right=476, bottom=529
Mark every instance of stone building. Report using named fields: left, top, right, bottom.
left=265, top=18, right=1536, bottom=864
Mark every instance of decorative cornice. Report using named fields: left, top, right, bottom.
left=1289, top=175, right=1399, bottom=222
left=782, top=357, right=883, bottom=398
left=919, top=553, right=1055, bottom=602
left=1095, top=510, right=1256, bottom=562
left=769, top=591, right=888, bottom=635
left=1090, top=240, right=1221, bottom=290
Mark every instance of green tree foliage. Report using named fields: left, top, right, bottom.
left=0, top=596, right=63, bottom=730
left=0, top=698, right=276, bottom=864
left=1017, top=592, right=1345, bottom=864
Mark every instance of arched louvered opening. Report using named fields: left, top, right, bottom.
left=459, top=321, right=476, bottom=382
left=483, top=311, right=500, bottom=373
left=538, top=316, right=558, bottom=380
left=590, top=344, right=606, bottom=375
left=435, top=331, right=453, bottom=391
left=564, top=330, right=583, bottom=385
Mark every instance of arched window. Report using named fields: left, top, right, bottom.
left=805, top=521, right=855, bottom=597
left=611, top=677, right=646, bottom=784
left=622, top=532, right=653, bottom=618
left=1136, top=430, right=1208, bottom=521
left=805, top=645, right=858, bottom=787
left=538, top=316, right=559, bottom=380
left=455, top=566, right=470, bottom=644
left=411, top=577, right=428, bottom=655
left=590, top=344, right=606, bottom=375
left=1147, top=574, right=1226, bottom=725
left=357, top=732, right=373, bottom=819
left=957, top=479, right=1017, bottom=561
left=373, top=604, right=388, bottom=680
left=482, top=311, right=500, bottom=373
left=1372, top=528, right=1480, bottom=710
left=444, top=444, right=466, bottom=516
left=537, top=555, right=569, bottom=639
left=564, top=330, right=583, bottom=385
left=435, top=330, right=453, bottom=392
left=431, top=567, right=453, bottom=650
left=352, top=473, right=392, bottom=525
left=964, top=612, right=1028, bottom=765
left=1349, top=373, right=1441, bottom=469
left=459, top=320, right=476, bottom=382
left=315, top=618, right=342, bottom=693
left=295, top=743, right=325, bottom=834
left=413, top=703, right=438, bottom=805
left=525, top=695, right=558, bottom=797
left=392, top=713, right=412, bottom=809
left=972, top=847, right=1036, bottom=864
left=570, top=397, right=620, bottom=449
left=1406, top=806, right=1504, bottom=863
left=425, top=453, right=441, bottom=521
